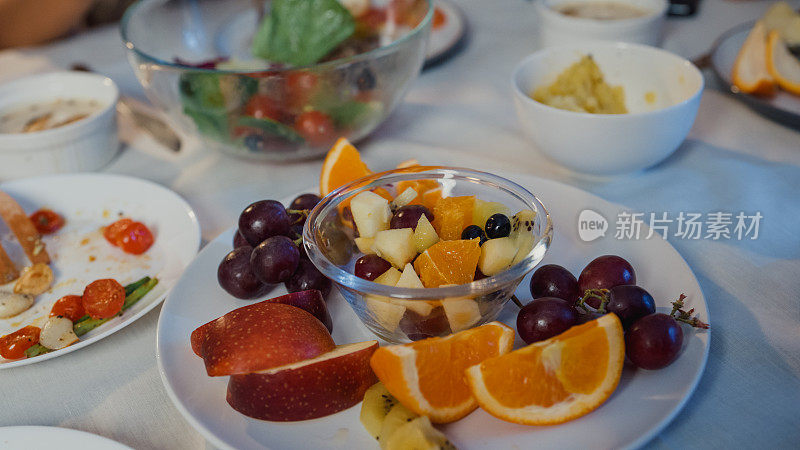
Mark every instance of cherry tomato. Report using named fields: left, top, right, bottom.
left=104, top=218, right=134, bottom=245
left=117, top=222, right=154, bottom=255
left=294, top=111, right=336, bottom=146
left=286, top=71, right=319, bottom=109
left=50, top=295, right=85, bottom=322
left=83, top=279, right=125, bottom=319
left=244, top=94, right=282, bottom=121
left=30, top=209, right=65, bottom=234
left=432, top=7, right=447, bottom=29
left=359, top=7, right=387, bottom=29
left=0, top=326, right=40, bottom=360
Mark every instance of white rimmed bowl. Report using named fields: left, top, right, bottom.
left=536, top=0, right=668, bottom=48
left=512, top=42, right=704, bottom=176
left=0, top=71, right=119, bottom=180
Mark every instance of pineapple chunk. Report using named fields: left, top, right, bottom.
left=351, top=191, right=392, bottom=238
left=472, top=199, right=509, bottom=228
left=385, top=416, right=457, bottom=450
left=396, top=263, right=424, bottom=289
left=510, top=209, right=537, bottom=265
left=374, top=228, right=417, bottom=269
left=360, top=383, right=399, bottom=440
left=366, top=296, right=406, bottom=332
left=441, top=298, right=481, bottom=332
left=379, top=403, right=418, bottom=449
left=375, top=267, right=402, bottom=286
left=390, top=187, right=419, bottom=210
left=355, top=237, right=377, bottom=255
left=413, top=215, right=439, bottom=254
left=478, top=237, right=517, bottom=276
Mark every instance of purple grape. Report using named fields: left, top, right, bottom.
left=626, top=313, right=683, bottom=370
left=516, top=297, right=578, bottom=344
left=390, top=205, right=433, bottom=230
left=288, top=193, right=321, bottom=226
left=606, top=285, right=656, bottom=330
left=529, top=264, right=579, bottom=304
left=238, top=200, right=291, bottom=246
left=354, top=255, right=392, bottom=281
left=485, top=213, right=511, bottom=239
left=578, top=255, right=636, bottom=308
left=250, top=236, right=300, bottom=284
left=217, top=246, right=271, bottom=299
left=286, top=260, right=332, bottom=298
left=233, top=230, right=249, bottom=249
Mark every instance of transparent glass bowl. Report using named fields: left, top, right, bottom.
left=120, top=0, right=432, bottom=161
left=304, top=167, right=553, bottom=343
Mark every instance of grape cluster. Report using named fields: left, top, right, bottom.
left=516, top=255, right=708, bottom=370
left=218, top=194, right=332, bottom=300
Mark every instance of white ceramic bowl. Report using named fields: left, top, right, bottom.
left=0, top=72, right=119, bottom=180
left=536, top=0, right=668, bottom=48
left=512, top=42, right=703, bottom=176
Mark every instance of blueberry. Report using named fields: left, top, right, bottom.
left=355, top=67, right=376, bottom=91
left=243, top=134, right=266, bottom=152
left=485, top=214, right=511, bottom=239
left=461, top=225, right=487, bottom=245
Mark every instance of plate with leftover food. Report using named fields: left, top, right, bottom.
left=157, top=143, right=708, bottom=449
left=425, top=0, right=467, bottom=67
left=0, top=173, right=200, bottom=368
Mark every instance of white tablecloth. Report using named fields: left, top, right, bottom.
left=1, top=0, right=799, bottom=448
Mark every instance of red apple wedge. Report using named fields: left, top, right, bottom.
left=227, top=340, right=379, bottom=421
left=191, top=302, right=335, bottom=376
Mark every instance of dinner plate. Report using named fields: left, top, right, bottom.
left=0, top=173, right=200, bottom=368
left=710, top=21, right=800, bottom=130
left=424, top=0, right=467, bottom=68
left=157, top=171, right=709, bottom=450
left=0, top=426, right=131, bottom=449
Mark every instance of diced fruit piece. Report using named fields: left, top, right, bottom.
left=509, top=209, right=537, bottom=266
left=441, top=298, right=482, bottom=332
left=422, top=188, right=443, bottom=211
left=465, top=314, right=624, bottom=425
left=360, top=382, right=399, bottom=440
left=226, top=341, right=378, bottom=421
left=390, top=187, right=419, bottom=210
left=366, top=296, right=407, bottom=332
left=460, top=225, right=486, bottom=244
left=472, top=200, right=509, bottom=228
left=374, top=228, right=417, bottom=269
left=190, top=301, right=335, bottom=376
left=319, top=137, right=372, bottom=196
left=351, top=191, right=392, bottom=238
left=433, top=196, right=475, bottom=240
left=384, top=416, right=456, bottom=450
left=414, top=239, right=481, bottom=288
left=400, top=307, right=450, bottom=339
left=766, top=30, right=800, bottom=95
left=356, top=255, right=392, bottom=281
left=396, top=263, right=424, bottom=289
left=413, top=215, right=440, bottom=254
left=478, top=237, right=517, bottom=276
left=375, top=267, right=402, bottom=285
left=355, top=236, right=377, bottom=254
left=732, top=21, right=776, bottom=95
left=391, top=205, right=434, bottom=230
left=379, top=402, right=418, bottom=448
left=373, top=187, right=394, bottom=202
left=370, top=322, right=515, bottom=423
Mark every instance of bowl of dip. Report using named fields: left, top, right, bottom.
left=536, top=0, right=668, bottom=48
left=0, top=71, right=119, bottom=180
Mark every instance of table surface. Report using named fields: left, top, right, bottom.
left=1, top=0, right=799, bottom=449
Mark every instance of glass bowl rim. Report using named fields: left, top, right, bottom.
left=120, top=0, right=434, bottom=74
left=303, top=166, right=554, bottom=300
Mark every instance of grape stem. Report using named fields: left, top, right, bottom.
left=510, top=295, right=525, bottom=309
left=669, top=294, right=710, bottom=329
left=575, top=288, right=610, bottom=313
left=287, top=209, right=309, bottom=225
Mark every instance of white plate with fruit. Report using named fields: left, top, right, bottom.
left=157, top=155, right=708, bottom=449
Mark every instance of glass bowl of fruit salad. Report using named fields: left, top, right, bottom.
left=304, top=166, right=553, bottom=343
left=121, top=0, right=432, bottom=161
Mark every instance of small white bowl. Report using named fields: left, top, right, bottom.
left=536, top=0, right=668, bottom=48
left=512, top=42, right=703, bottom=176
left=0, top=72, right=119, bottom=180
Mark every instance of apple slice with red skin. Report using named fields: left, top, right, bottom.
left=191, top=302, right=334, bottom=376
left=227, top=340, right=379, bottom=421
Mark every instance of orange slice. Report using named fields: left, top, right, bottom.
left=414, top=239, right=480, bottom=288
left=766, top=30, right=800, bottom=96
left=319, top=137, right=372, bottom=197
left=421, top=188, right=443, bottom=211
left=466, top=314, right=624, bottom=425
left=732, top=21, right=776, bottom=96
left=433, top=196, right=475, bottom=240
left=370, top=322, right=515, bottom=423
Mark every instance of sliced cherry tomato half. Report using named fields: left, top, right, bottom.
left=433, top=7, right=447, bottom=29
left=50, top=295, right=85, bottom=322
left=82, top=279, right=125, bottom=319
left=245, top=94, right=282, bottom=121
left=294, top=111, right=336, bottom=146
left=30, top=209, right=65, bottom=235
left=104, top=218, right=134, bottom=246
left=0, top=326, right=40, bottom=360
left=286, top=71, right=319, bottom=109
left=117, top=222, right=154, bottom=255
